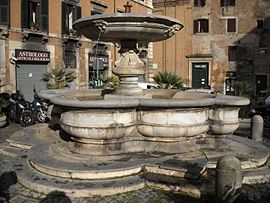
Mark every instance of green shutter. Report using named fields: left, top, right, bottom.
left=62, top=2, right=67, bottom=34
left=193, top=20, right=198, bottom=34
left=39, top=0, right=48, bottom=32
left=73, top=6, right=81, bottom=21
left=21, top=0, right=29, bottom=28
left=0, top=0, right=9, bottom=25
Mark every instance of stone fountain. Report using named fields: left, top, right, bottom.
left=5, top=13, right=269, bottom=199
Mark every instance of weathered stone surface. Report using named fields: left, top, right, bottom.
left=215, top=155, right=242, bottom=203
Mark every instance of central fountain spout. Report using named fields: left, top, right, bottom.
left=113, top=39, right=145, bottom=96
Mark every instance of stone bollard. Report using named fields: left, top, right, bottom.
left=251, top=115, right=264, bottom=142
left=215, top=155, right=242, bottom=203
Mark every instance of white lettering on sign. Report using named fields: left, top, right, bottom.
left=15, top=49, right=50, bottom=62
left=195, top=64, right=207, bottom=68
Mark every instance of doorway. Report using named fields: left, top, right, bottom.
left=192, top=62, right=209, bottom=89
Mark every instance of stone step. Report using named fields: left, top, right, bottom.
left=27, top=143, right=206, bottom=181
left=243, top=165, right=270, bottom=184
left=15, top=158, right=145, bottom=197
left=0, top=146, right=27, bottom=157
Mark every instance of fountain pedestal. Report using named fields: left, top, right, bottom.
left=113, top=48, right=145, bottom=96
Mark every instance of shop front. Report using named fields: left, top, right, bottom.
left=15, top=49, right=50, bottom=101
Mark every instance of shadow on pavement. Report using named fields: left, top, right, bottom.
left=39, top=191, right=72, bottom=203
left=0, top=171, right=17, bottom=202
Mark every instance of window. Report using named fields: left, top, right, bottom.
left=91, top=0, right=107, bottom=15
left=64, top=50, right=76, bottom=69
left=21, top=0, right=48, bottom=32
left=220, top=0, right=235, bottom=7
left=257, top=20, right=263, bottom=30
left=0, top=0, right=9, bottom=25
left=228, top=46, right=237, bottom=61
left=194, top=0, right=206, bottom=7
left=193, top=19, right=209, bottom=33
left=62, top=2, right=81, bottom=35
left=227, top=18, right=236, bottom=32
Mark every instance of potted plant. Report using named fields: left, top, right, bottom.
left=42, top=68, right=76, bottom=89
left=30, top=22, right=38, bottom=31
left=0, top=93, right=10, bottom=128
left=68, top=28, right=77, bottom=37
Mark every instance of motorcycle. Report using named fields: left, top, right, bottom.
left=8, top=90, right=35, bottom=126
left=32, top=89, right=48, bottom=123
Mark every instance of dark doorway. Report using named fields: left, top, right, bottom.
left=255, top=75, right=267, bottom=94
left=192, top=62, right=209, bottom=89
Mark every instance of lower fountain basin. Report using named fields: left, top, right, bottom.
left=40, top=89, right=249, bottom=156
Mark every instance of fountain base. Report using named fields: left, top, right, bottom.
left=5, top=124, right=270, bottom=198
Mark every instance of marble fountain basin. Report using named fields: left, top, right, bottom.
left=39, top=89, right=250, bottom=156
left=73, top=13, right=183, bottom=43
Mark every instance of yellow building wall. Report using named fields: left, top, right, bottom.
left=153, top=3, right=192, bottom=85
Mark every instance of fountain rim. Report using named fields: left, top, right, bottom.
left=39, top=89, right=250, bottom=109
left=72, top=13, right=184, bottom=43
left=73, top=13, right=184, bottom=27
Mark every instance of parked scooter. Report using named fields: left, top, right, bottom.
left=32, top=89, right=48, bottom=123
left=8, top=90, right=35, bottom=126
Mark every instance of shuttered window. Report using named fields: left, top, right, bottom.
left=193, top=19, right=209, bottom=33
left=221, top=0, right=235, bottom=7
left=0, top=0, right=9, bottom=25
left=194, top=0, right=206, bottom=7
left=227, top=18, right=236, bottom=32
left=21, top=0, right=48, bottom=32
left=62, top=2, right=81, bottom=35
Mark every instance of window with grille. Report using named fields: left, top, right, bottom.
left=220, top=0, right=235, bottom=7
left=193, top=19, right=209, bottom=33
left=0, top=0, right=9, bottom=25
left=227, top=18, right=236, bottom=33
left=228, top=46, right=237, bottom=61
left=64, top=50, right=76, bottom=69
left=194, top=0, right=206, bottom=7
left=21, top=0, right=48, bottom=32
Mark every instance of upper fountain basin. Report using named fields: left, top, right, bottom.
left=73, top=13, right=183, bottom=43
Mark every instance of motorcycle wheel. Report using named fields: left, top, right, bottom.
left=36, top=111, right=48, bottom=123
left=19, top=111, right=35, bottom=126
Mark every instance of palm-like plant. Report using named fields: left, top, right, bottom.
left=153, top=71, right=183, bottom=89
left=42, top=69, right=76, bottom=89
left=233, top=81, right=253, bottom=97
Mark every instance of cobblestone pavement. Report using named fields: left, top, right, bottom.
left=0, top=122, right=270, bottom=203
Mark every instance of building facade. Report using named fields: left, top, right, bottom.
left=0, top=0, right=152, bottom=100
left=153, top=0, right=270, bottom=95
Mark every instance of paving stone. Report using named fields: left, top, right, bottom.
left=9, top=195, right=39, bottom=203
